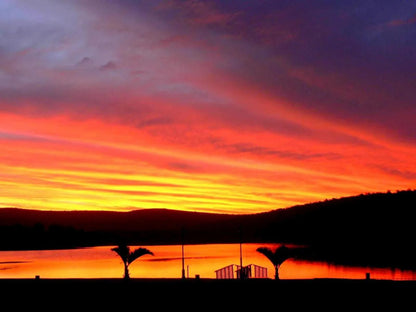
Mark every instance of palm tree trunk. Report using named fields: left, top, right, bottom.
left=274, top=265, right=279, bottom=280
left=123, top=262, right=130, bottom=279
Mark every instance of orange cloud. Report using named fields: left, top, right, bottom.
left=1, top=107, right=415, bottom=214
left=1, top=1, right=415, bottom=214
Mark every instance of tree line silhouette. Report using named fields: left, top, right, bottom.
left=0, top=223, right=112, bottom=250
left=1, top=189, right=416, bottom=269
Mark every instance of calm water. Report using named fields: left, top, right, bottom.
left=1, top=243, right=415, bottom=280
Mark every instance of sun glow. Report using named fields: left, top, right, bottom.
left=1, top=111, right=415, bottom=213
left=1, top=1, right=416, bottom=214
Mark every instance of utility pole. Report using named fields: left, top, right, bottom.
left=239, top=226, right=244, bottom=280
left=240, top=240, right=243, bottom=279
left=181, top=227, right=186, bottom=279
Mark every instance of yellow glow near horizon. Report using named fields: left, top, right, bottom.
left=0, top=111, right=415, bottom=214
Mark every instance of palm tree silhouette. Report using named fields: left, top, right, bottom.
left=256, top=245, right=291, bottom=280
left=111, top=244, right=154, bottom=279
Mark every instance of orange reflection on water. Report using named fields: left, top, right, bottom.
left=0, top=248, right=120, bottom=278
left=279, top=260, right=416, bottom=280
left=1, top=244, right=415, bottom=280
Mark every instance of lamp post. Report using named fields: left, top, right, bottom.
left=181, top=227, right=186, bottom=279
left=182, top=243, right=185, bottom=279
left=240, top=240, right=243, bottom=279
left=239, top=226, right=245, bottom=280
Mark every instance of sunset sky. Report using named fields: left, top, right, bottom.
left=0, top=0, right=415, bottom=214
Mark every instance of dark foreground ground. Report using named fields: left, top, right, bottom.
left=1, top=278, right=415, bottom=310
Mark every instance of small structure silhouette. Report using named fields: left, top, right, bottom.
left=215, top=264, right=267, bottom=279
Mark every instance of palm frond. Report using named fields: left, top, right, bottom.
left=256, top=247, right=275, bottom=263
left=257, top=245, right=291, bottom=266
left=128, top=247, right=154, bottom=264
left=274, top=245, right=291, bottom=265
left=111, top=244, right=130, bottom=263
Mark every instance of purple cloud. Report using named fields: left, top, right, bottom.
left=1, top=0, right=415, bottom=143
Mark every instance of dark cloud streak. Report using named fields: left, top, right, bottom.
left=152, top=0, right=416, bottom=140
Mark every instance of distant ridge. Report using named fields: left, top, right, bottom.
left=1, top=190, right=416, bottom=269
left=1, top=190, right=415, bottom=235
left=0, top=207, right=238, bottom=232
left=0, top=207, right=242, bottom=247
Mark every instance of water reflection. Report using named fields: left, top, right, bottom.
left=0, top=243, right=415, bottom=280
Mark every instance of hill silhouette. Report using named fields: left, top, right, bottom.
left=246, top=189, right=416, bottom=269
left=1, top=189, right=415, bottom=269
left=0, top=208, right=240, bottom=248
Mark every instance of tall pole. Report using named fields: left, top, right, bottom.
left=240, top=240, right=243, bottom=279
left=181, top=227, right=185, bottom=279
left=182, top=243, right=185, bottom=279
left=239, top=226, right=243, bottom=280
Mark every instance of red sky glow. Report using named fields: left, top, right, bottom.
left=0, top=1, right=415, bottom=214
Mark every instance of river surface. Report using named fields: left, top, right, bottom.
left=1, top=243, right=415, bottom=280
